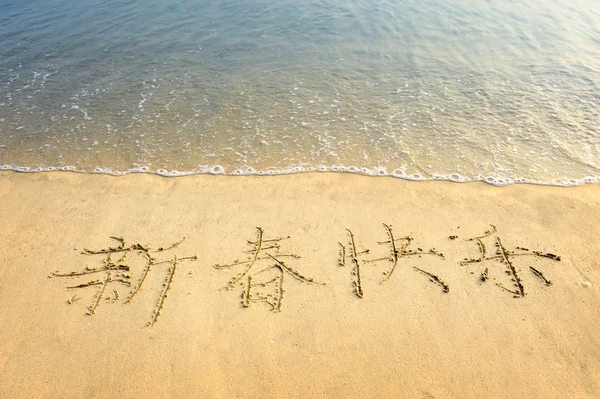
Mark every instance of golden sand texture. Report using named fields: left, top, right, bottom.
left=0, top=171, right=599, bottom=398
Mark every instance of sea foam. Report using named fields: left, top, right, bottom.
left=1, top=163, right=598, bottom=187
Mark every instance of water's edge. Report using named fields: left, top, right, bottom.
left=1, top=164, right=598, bottom=187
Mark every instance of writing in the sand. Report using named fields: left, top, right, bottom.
left=338, top=224, right=447, bottom=298
left=49, top=237, right=197, bottom=326
left=214, top=227, right=325, bottom=312
left=49, top=224, right=561, bottom=327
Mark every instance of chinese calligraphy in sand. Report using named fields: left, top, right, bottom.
left=337, top=229, right=370, bottom=298
left=338, top=224, right=448, bottom=297
left=460, top=225, right=561, bottom=297
left=49, top=236, right=197, bottom=326
left=214, top=227, right=324, bottom=311
left=50, top=222, right=566, bottom=328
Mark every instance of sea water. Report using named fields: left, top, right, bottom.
left=1, top=0, right=599, bottom=185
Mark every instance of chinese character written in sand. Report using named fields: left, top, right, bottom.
left=213, top=227, right=324, bottom=312
left=337, top=229, right=370, bottom=298
left=338, top=224, right=448, bottom=297
left=49, top=236, right=197, bottom=326
left=460, top=225, right=561, bottom=297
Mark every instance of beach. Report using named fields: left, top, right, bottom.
left=0, top=170, right=598, bottom=398
left=2, top=0, right=600, bottom=397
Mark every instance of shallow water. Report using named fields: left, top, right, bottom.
left=1, top=0, right=599, bottom=184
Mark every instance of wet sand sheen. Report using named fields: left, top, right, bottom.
left=0, top=171, right=599, bottom=398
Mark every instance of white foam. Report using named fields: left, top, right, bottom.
left=210, top=165, right=225, bottom=174
left=405, top=173, right=423, bottom=181
left=449, top=173, right=468, bottom=182
left=392, top=169, right=406, bottom=177
left=0, top=163, right=598, bottom=187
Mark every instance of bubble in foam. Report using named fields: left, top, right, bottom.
left=210, top=165, right=224, bottom=174
left=449, top=173, right=468, bottom=182
left=1, top=165, right=9, bottom=170
left=139, top=166, right=149, bottom=172
left=159, top=170, right=181, bottom=177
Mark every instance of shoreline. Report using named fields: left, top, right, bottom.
left=0, top=171, right=599, bottom=398
left=2, top=166, right=599, bottom=187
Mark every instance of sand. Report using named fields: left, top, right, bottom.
left=0, top=170, right=599, bottom=398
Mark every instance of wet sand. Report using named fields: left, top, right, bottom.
left=0, top=171, right=599, bottom=398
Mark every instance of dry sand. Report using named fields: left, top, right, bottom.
left=0, top=171, right=599, bottom=398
